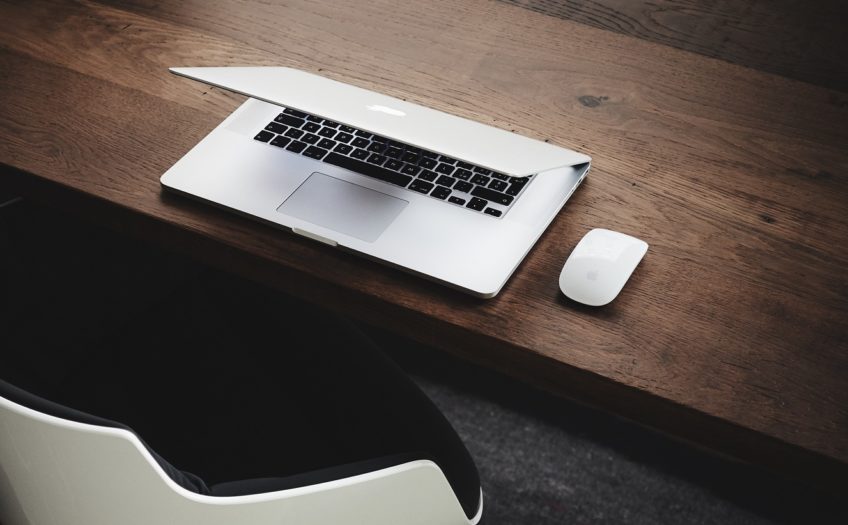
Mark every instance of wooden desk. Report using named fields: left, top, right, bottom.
left=2, top=0, right=846, bottom=492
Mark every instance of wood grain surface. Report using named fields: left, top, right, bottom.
left=1, top=0, right=847, bottom=492
left=502, top=0, right=848, bottom=92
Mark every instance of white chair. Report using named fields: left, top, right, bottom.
left=0, top=381, right=481, bottom=525
left=1, top=312, right=482, bottom=525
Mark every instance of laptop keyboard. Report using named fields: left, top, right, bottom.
left=253, top=107, right=533, bottom=218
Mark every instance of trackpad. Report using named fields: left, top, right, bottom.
left=277, top=172, right=408, bottom=243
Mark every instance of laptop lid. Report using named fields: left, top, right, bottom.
left=170, top=67, right=590, bottom=177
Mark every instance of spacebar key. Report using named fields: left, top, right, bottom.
left=471, top=185, right=514, bottom=206
left=323, top=153, right=413, bottom=188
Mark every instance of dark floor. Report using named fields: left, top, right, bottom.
left=1, top=198, right=845, bottom=524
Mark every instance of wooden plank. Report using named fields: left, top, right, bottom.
left=501, top=0, right=848, bottom=92
left=1, top=0, right=847, bottom=490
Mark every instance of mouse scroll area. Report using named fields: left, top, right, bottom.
left=559, top=229, right=648, bottom=306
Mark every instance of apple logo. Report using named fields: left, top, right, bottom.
left=586, top=270, right=598, bottom=281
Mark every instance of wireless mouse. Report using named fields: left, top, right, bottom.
left=559, top=228, right=648, bottom=306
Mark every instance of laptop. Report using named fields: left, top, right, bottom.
left=161, top=67, right=591, bottom=298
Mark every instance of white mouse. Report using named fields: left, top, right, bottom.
left=559, top=228, right=648, bottom=306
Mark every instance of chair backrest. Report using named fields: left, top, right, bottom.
left=0, top=394, right=480, bottom=525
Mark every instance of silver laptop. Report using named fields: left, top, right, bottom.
left=161, top=67, right=591, bottom=297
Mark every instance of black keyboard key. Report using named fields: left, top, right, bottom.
left=471, top=174, right=490, bottom=186
left=454, top=181, right=473, bottom=193
left=323, top=120, right=339, bottom=129
left=401, top=152, right=419, bottom=163
left=368, top=142, right=386, bottom=153
left=334, top=143, right=353, bottom=155
left=286, top=140, right=307, bottom=153
left=385, top=147, right=403, bottom=158
left=323, top=152, right=413, bottom=187
left=435, top=175, right=455, bottom=188
left=352, top=137, right=369, bottom=148
left=303, top=146, right=328, bottom=160
left=335, top=132, right=353, bottom=143
left=306, top=115, right=322, bottom=122
left=401, top=165, right=421, bottom=176
left=408, top=179, right=434, bottom=194
left=471, top=185, right=513, bottom=205
left=385, top=159, right=404, bottom=171
left=435, top=163, right=455, bottom=175
left=491, top=172, right=509, bottom=181
left=419, top=157, right=437, bottom=169
left=453, top=168, right=472, bottom=180
left=285, top=128, right=305, bottom=139
left=488, top=179, right=508, bottom=192
left=448, top=196, right=466, bottom=205
left=473, top=166, right=491, bottom=175
left=275, top=114, right=305, bottom=128
left=367, top=153, right=387, bottom=165
left=456, top=161, right=473, bottom=170
left=339, top=125, right=356, bottom=133
left=265, top=122, right=287, bottom=134
left=421, top=150, right=437, bottom=158
left=302, top=133, right=320, bottom=145
left=439, top=155, right=456, bottom=165
left=431, top=186, right=451, bottom=200
left=254, top=130, right=274, bottom=142
left=283, top=108, right=308, bottom=118
left=418, top=170, right=437, bottom=182
left=388, top=140, right=405, bottom=149
left=406, top=146, right=421, bottom=154
left=351, top=148, right=369, bottom=160
left=318, top=127, right=336, bottom=138
left=317, top=138, right=336, bottom=150
left=506, top=177, right=528, bottom=196
left=484, top=207, right=503, bottom=217
left=303, top=122, right=321, bottom=133
left=467, top=197, right=487, bottom=211
left=270, top=135, right=291, bottom=148
left=355, top=130, right=372, bottom=138
left=371, top=135, right=388, bottom=143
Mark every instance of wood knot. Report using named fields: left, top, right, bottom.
left=786, top=167, right=833, bottom=179
left=760, top=214, right=776, bottom=224
left=578, top=95, right=608, bottom=108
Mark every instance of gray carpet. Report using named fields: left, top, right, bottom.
left=422, top=378, right=765, bottom=523
left=413, top=373, right=778, bottom=524
left=369, top=330, right=846, bottom=525
left=1, top=198, right=844, bottom=524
